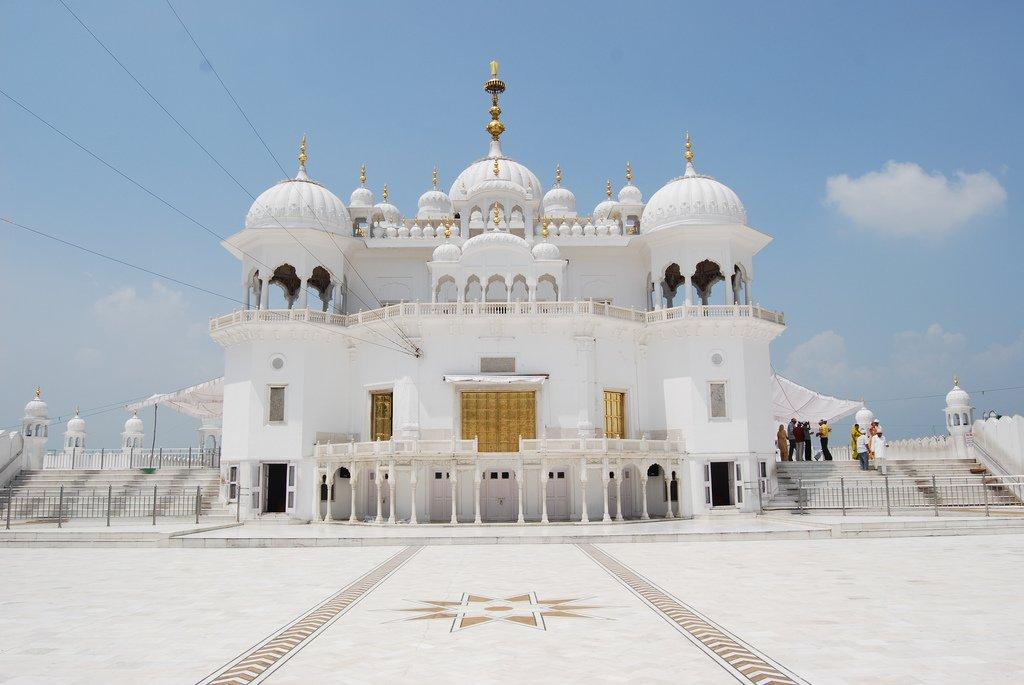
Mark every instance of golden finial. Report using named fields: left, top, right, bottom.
left=542, top=217, right=550, bottom=239
left=605, top=179, right=612, bottom=198
left=625, top=162, right=633, bottom=184
left=382, top=184, right=389, bottom=203
left=359, top=164, right=366, bottom=186
left=483, top=60, right=507, bottom=141
left=74, top=405, right=80, bottom=416
left=555, top=164, right=562, bottom=186
left=443, top=219, right=452, bottom=240
left=298, top=134, right=308, bottom=170
left=432, top=166, right=439, bottom=190
left=492, top=157, right=500, bottom=177
left=34, top=386, right=41, bottom=398
left=492, top=203, right=501, bottom=227
left=953, top=374, right=960, bottom=387
left=684, top=131, right=694, bottom=164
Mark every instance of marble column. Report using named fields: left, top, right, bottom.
left=449, top=466, right=458, bottom=524
left=515, top=462, right=525, bottom=524
left=640, top=471, right=650, bottom=520
left=473, top=468, right=482, bottom=524
left=578, top=457, right=589, bottom=523
left=259, top=279, right=269, bottom=309
left=325, top=468, right=334, bottom=523
left=574, top=337, right=597, bottom=437
left=614, top=464, right=624, bottom=521
left=299, top=275, right=309, bottom=309
left=374, top=466, right=384, bottom=524
left=311, top=466, right=323, bottom=523
left=408, top=464, right=418, bottom=525
left=664, top=466, right=675, bottom=519
left=387, top=460, right=396, bottom=524
left=601, top=459, right=611, bottom=523
left=540, top=461, right=549, bottom=524
left=348, top=467, right=358, bottom=523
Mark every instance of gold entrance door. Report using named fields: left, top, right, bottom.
left=461, top=391, right=536, bottom=452
left=604, top=391, right=626, bottom=438
left=371, top=392, right=393, bottom=441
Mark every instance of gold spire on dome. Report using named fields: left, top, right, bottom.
left=359, top=164, right=366, bottom=186
left=74, top=406, right=80, bottom=417
left=298, top=134, right=308, bottom=170
left=483, top=60, right=507, bottom=142
left=382, top=184, right=389, bottom=202
left=684, top=131, right=694, bottom=164
left=34, top=386, right=41, bottom=398
left=555, top=164, right=562, bottom=186
left=432, top=166, right=439, bottom=190
left=605, top=179, right=612, bottom=198
left=542, top=218, right=550, bottom=239
left=625, top=162, right=633, bottom=184
left=953, top=374, right=960, bottom=387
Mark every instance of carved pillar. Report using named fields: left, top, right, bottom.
left=311, top=466, right=324, bottom=523
left=578, top=458, right=589, bottom=523
left=664, top=465, right=675, bottom=519
left=374, top=465, right=383, bottom=524
left=409, top=463, right=418, bottom=525
left=348, top=466, right=358, bottom=523
left=325, top=467, right=334, bottom=523
left=299, top=274, right=310, bottom=309
left=614, top=462, right=624, bottom=521
left=449, top=464, right=458, bottom=524
left=473, top=467, right=482, bottom=524
left=515, top=461, right=525, bottom=524
left=601, top=457, right=611, bottom=523
left=259, top=278, right=269, bottom=309
left=640, top=471, right=650, bottom=520
left=540, top=460, right=549, bottom=524
left=387, top=460, right=396, bottom=524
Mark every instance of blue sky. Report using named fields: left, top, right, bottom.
left=2, top=0, right=1022, bottom=447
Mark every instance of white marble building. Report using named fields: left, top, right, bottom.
left=204, top=62, right=787, bottom=523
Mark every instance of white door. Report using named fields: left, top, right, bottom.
left=430, top=470, right=452, bottom=522
left=483, top=470, right=515, bottom=522
left=286, top=464, right=296, bottom=513
left=703, top=462, right=712, bottom=506
left=546, top=469, right=569, bottom=521
left=734, top=462, right=743, bottom=507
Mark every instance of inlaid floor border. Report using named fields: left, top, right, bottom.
left=578, top=543, right=806, bottom=685
left=198, top=545, right=421, bottom=685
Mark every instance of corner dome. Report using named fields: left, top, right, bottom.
left=349, top=186, right=374, bottom=208
left=67, top=410, right=86, bottom=433
left=542, top=187, right=576, bottom=217
left=531, top=241, right=561, bottom=260
left=618, top=183, right=643, bottom=204
left=124, top=412, right=144, bottom=434
left=641, top=162, right=746, bottom=232
left=246, top=167, right=350, bottom=233
left=418, top=189, right=454, bottom=219
left=946, top=379, right=970, bottom=408
left=431, top=242, right=461, bottom=262
left=450, top=141, right=542, bottom=202
left=593, top=199, right=619, bottom=223
left=24, top=390, right=48, bottom=419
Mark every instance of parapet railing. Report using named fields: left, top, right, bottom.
left=210, top=301, right=785, bottom=332
left=2, top=483, right=210, bottom=529
left=42, top=448, right=220, bottom=470
left=793, top=474, right=1024, bottom=516
left=518, top=437, right=686, bottom=454
left=315, top=438, right=479, bottom=460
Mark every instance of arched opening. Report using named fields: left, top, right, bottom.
left=331, top=466, right=353, bottom=520
left=645, top=463, right=667, bottom=517
left=485, top=275, right=508, bottom=302
left=269, top=264, right=301, bottom=309
left=435, top=276, right=458, bottom=303
left=731, top=265, right=750, bottom=305
left=510, top=275, right=529, bottom=302
left=307, top=266, right=333, bottom=311
left=468, top=206, right=484, bottom=236
left=509, top=206, right=525, bottom=236
left=465, top=276, right=483, bottom=302
left=248, top=269, right=262, bottom=310
left=536, top=274, right=558, bottom=302
left=691, top=260, right=725, bottom=306
left=661, top=263, right=685, bottom=308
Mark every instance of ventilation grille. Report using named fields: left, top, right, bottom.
left=480, top=357, right=516, bottom=373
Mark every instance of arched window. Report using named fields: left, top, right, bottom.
left=25, top=425, right=31, bottom=437
left=67, top=437, right=73, bottom=447
left=337, top=467, right=351, bottom=479
left=661, top=264, right=684, bottom=308
left=510, top=275, right=529, bottom=302
left=308, top=266, right=333, bottom=312
left=435, top=276, right=458, bottom=303
left=691, top=260, right=725, bottom=306
left=962, top=412, right=969, bottom=426
left=953, top=414, right=960, bottom=426
left=269, top=264, right=301, bottom=309
left=465, top=276, right=483, bottom=302
left=485, top=275, right=508, bottom=302
left=647, top=464, right=662, bottom=477
left=536, top=275, right=558, bottom=302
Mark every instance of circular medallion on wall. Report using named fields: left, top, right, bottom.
left=710, top=351, right=725, bottom=367
left=270, top=354, right=285, bottom=370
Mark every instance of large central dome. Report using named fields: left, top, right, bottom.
left=450, top=141, right=543, bottom=201
left=246, top=167, right=350, bottom=233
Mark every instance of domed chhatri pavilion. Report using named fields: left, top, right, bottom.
left=208, top=61, right=789, bottom=523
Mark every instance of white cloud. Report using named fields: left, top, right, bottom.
left=782, top=330, right=877, bottom=392
left=825, top=161, right=1006, bottom=236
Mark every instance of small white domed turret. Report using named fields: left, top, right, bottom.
left=67, top=408, right=86, bottom=434
left=417, top=167, right=454, bottom=220
left=946, top=377, right=971, bottom=408
left=373, top=184, right=402, bottom=226
left=593, top=179, right=619, bottom=223
left=532, top=241, right=561, bottom=260
left=24, top=387, right=49, bottom=419
left=124, top=412, right=144, bottom=434
left=432, top=242, right=461, bottom=262
left=349, top=164, right=375, bottom=207
left=618, top=163, right=643, bottom=204
left=542, top=165, right=576, bottom=218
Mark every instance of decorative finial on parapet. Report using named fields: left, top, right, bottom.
left=605, top=179, right=612, bottom=198
left=684, top=131, right=694, bottom=164
left=298, top=134, right=308, bottom=171
left=555, top=164, right=562, bottom=186
left=359, top=164, right=366, bottom=186
left=382, top=183, right=389, bottom=203
left=541, top=218, right=550, bottom=239
left=432, top=166, right=439, bottom=190
left=625, top=162, right=633, bottom=184
left=443, top=219, right=452, bottom=240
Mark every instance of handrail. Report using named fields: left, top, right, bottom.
left=792, top=474, right=1024, bottom=515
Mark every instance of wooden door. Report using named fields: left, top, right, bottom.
left=461, top=391, right=535, bottom=452
left=371, top=392, right=393, bottom=441
left=604, top=391, right=626, bottom=438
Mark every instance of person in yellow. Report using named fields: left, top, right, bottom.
left=816, top=420, right=834, bottom=461
left=850, top=423, right=862, bottom=461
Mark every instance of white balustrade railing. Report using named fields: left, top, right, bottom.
left=314, top=436, right=684, bottom=461
left=43, top=448, right=219, bottom=470
left=211, top=301, right=784, bottom=332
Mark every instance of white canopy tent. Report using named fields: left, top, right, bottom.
left=125, top=377, right=224, bottom=420
left=771, top=373, right=861, bottom=424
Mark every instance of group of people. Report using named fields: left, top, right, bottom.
left=852, top=419, right=886, bottom=470
left=776, top=418, right=833, bottom=461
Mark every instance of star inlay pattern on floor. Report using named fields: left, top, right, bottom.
left=395, top=592, right=608, bottom=631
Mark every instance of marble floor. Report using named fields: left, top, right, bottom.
left=1, top=535, right=1023, bottom=684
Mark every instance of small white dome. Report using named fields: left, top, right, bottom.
left=246, top=167, right=350, bottom=233
left=618, top=183, right=643, bottom=204
left=461, top=230, right=531, bottom=258
left=124, top=412, right=144, bottom=434
left=417, top=189, right=453, bottom=219
left=24, top=391, right=48, bottom=419
left=946, top=379, right=970, bottom=408
left=855, top=406, right=875, bottom=430
left=641, top=162, right=746, bottom=232
left=349, top=186, right=374, bottom=208
left=67, top=411, right=86, bottom=433
left=431, top=242, right=461, bottom=262
left=531, top=241, right=561, bottom=260
left=374, top=202, right=402, bottom=226
left=593, top=199, right=619, bottom=223
left=542, top=186, right=576, bottom=217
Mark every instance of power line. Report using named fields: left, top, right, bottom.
left=59, top=0, right=418, bottom=355
left=162, top=0, right=420, bottom=355
left=866, top=385, right=1024, bottom=403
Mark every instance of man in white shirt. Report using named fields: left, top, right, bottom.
left=856, top=432, right=870, bottom=470
left=870, top=428, right=886, bottom=467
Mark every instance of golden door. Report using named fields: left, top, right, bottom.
left=461, top=391, right=536, bottom=452
left=371, top=392, right=393, bottom=441
left=604, top=391, right=626, bottom=438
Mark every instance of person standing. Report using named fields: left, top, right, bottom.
left=777, top=424, right=789, bottom=461
left=803, top=421, right=813, bottom=461
left=871, top=427, right=886, bottom=467
left=787, top=418, right=797, bottom=461
left=794, top=421, right=805, bottom=460
left=856, top=430, right=870, bottom=470
left=851, top=423, right=863, bottom=462
left=817, top=420, right=833, bottom=461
